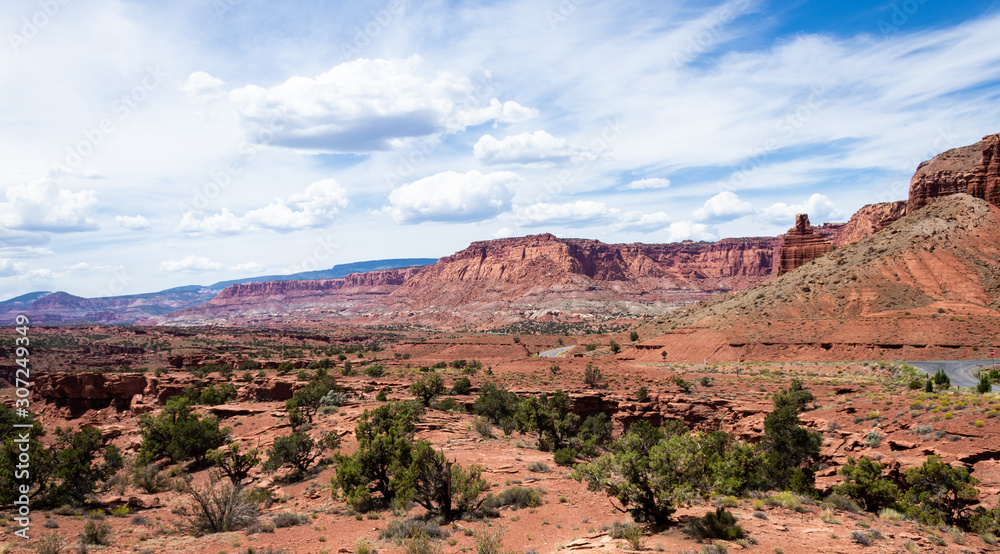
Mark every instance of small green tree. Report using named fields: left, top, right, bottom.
left=933, top=369, right=951, bottom=389
left=332, top=402, right=423, bottom=510
left=410, top=373, right=446, bottom=406
left=137, top=397, right=230, bottom=465
left=515, top=390, right=579, bottom=452
left=977, top=373, right=993, bottom=394
left=285, top=374, right=340, bottom=424
left=0, top=406, right=51, bottom=504
left=833, top=456, right=900, bottom=512
left=760, top=382, right=821, bottom=493
left=200, top=383, right=237, bottom=406
left=629, top=331, right=639, bottom=342
left=583, top=362, right=605, bottom=388
left=451, top=376, right=472, bottom=395
left=474, top=382, right=520, bottom=432
left=395, top=440, right=488, bottom=520
left=263, top=431, right=340, bottom=478
left=48, top=427, right=116, bottom=506
left=206, top=443, right=261, bottom=487
left=903, top=456, right=979, bottom=526
left=610, top=340, right=621, bottom=354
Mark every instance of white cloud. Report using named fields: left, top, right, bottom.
left=760, top=193, right=842, bottom=224
left=666, top=221, right=716, bottom=242
left=115, top=215, right=151, bottom=230
left=513, top=201, right=618, bottom=227
left=159, top=256, right=223, bottom=273
left=512, top=201, right=671, bottom=233
left=692, top=191, right=754, bottom=223
left=473, top=130, right=583, bottom=165
left=387, top=170, right=520, bottom=224
left=0, top=178, right=97, bottom=232
left=230, top=261, right=265, bottom=273
left=615, top=211, right=672, bottom=233
left=493, top=227, right=514, bottom=238
left=177, top=179, right=348, bottom=234
left=229, top=57, right=536, bottom=153
left=0, top=259, right=24, bottom=278
left=625, top=178, right=671, bottom=190
left=178, top=71, right=226, bottom=101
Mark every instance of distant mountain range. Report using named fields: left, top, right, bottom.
left=0, top=258, right=437, bottom=324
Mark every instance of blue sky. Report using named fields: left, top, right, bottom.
left=1, top=0, right=999, bottom=299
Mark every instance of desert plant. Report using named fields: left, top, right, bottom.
left=474, top=524, right=506, bottom=554
left=33, top=533, right=64, bottom=554
left=610, top=522, right=644, bottom=549
left=473, top=382, right=520, bottom=432
left=833, top=456, right=899, bottom=512
left=451, top=376, right=472, bottom=395
left=176, top=476, right=262, bottom=535
left=903, top=455, right=979, bottom=526
left=137, top=397, right=230, bottom=465
left=206, top=443, right=261, bottom=486
left=395, top=440, right=488, bottom=520
left=273, top=511, right=309, bottom=528
left=636, top=386, right=650, bottom=403
left=81, top=519, right=111, bottom=545
left=687, top=507, right=745, bottom=542
left=472, top=416, right=493, bottom=438
left=515, top=390, right=579, bottom=451
left=132, top=462, right=171, bottom=494
left=410, top=373, right=446, bottom=407
left=583, top=362, right=605, bottom=387
left=263, top=430, right=341, bottom=477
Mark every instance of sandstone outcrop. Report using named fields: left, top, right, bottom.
left=831, top=201, right=907, bottom=245
left=907, top=133, right=1000, bottom=211
left=777, top=214, right=833, bottom=274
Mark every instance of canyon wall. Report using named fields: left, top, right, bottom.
left=907, top=133, right=1000, bottom=212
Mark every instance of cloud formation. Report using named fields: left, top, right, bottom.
left=761, top=193, right=842, bottom=223
left=692, top=191, right=754, bottom=223
left=229, top=57, right=536, bottom=153
left=0, top=178, right=98, bottom=233
left=178, top=179, right=348, bottom=234
left=160, top=256, right=223, bottom=272
left=387, top=170, right=520, bottom=224
left=474, top=130, right=586, bottom=165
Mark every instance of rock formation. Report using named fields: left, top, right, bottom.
left=907, top=133, right=1000, bottom=212
left=777, top=214, right=834, bottom=274
left=642, top=194, right=1000, bottom=362
left=831, top=201, right=907, bottom=246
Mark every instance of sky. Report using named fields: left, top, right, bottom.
left=1, top=0, right=999, bottom=299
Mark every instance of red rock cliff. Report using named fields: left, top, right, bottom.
left=778, top=214, right=833, bottom=275
left=907, top=133, right=1000, bottom=212
left=831, top=201, right=908, bottom=246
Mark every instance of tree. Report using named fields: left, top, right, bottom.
left=138, top=397, right=230, bottom=465
left=977, top=372, right=993, bottom=394
left=760, top=383, right=821, bottom=492
left=610, top=340, right=621, bottom=354
left=48, top=427, right=113, bottom=506
left=629, top=331, right=639, bottom=342
left=0, top=405, right=51, bottom=504
left=833, top=456, right=900, bottom=512
left=206, top=443, right=261, bottom=487
left=451, top=376, right=472, bottom=395
left=933, top=369, right=951, bottom=389
left=577, top=413, right=613, bottom=456
left=394, top=440, right=488, bottom=520
left=903, top=456, right=979, bottom=526
left=515, top=390, right=579, bottom=452
left=474, top=382, right=520, bottom=432
left=410, top=373, right=446, bottom=406
left=263, top=431, right=340, bottom=477
left=583, top=363, right=605, bottom=388
left=285, top=374, right=339, bottom=424
left=332, top=402, right=423, bottom=510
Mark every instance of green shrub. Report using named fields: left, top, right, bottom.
left=474, top=525, right=506, bottom=554
left=81, top=519, right=111, bottom=545
left=410, top=373, right=446, bottom=406
left=903, top=455, right=979, bottom=526
left=636, top=386, right=650, bottom=403
left=833, top=456, right=899, bottom=512
left=515, top=390, right=579, bottom=451
left=273, top=512, right=309, bottom=528
left=451, top=376, right=472, bottom=395
left=472, top=416, right=493, bottom=438
left=526, top=461, right=550, bottom=473
left=200, top=383, right=238, bottom=406
left=484, top=486, right=543, bottom=510
left=553, top=447, right=578, bottom=465
left=583, top=362, right=604, bottom=388
left=263, top=430, right=341, bottom=477
left=137, top=397, right=230, bottom=465
left=364, top=364, right=385, bottom=377
left=473, top=382, right=520, bottom=432
left=609, top=521, right=644, bottom=549
left=379, top=518, right=448, bottom=541
left=34, top=533, right=64, bottom=554
left=686, top=507, right=745, bottom=541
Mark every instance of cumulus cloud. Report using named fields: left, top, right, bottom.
left=0, top=178, right=97, bottom=232
left=387, top=170, right=520, bottom=224
left=512, top=201, right=671, bottom=233
left=615, top=211, right=672, bottom=233
left=177, top=179, right=347, bottom=234
left=230, top=261, right=265, bottom=273
left=178, top=71, right=226, bottom=101
left=513, top=201, right=618, bottom=227
left=760, top=193, right=842, bottom=224
left=625, top=178, right=671, bottom=190
left=0, top=258, right=24, bottom=278
left=160, top=255, right=223, bottom=272
left=230, top=57, right=536, bottom=153
left=473, top=130, right=584, bottom=165
left=493, top=227, right=514, bottom=238
left=115, top=215, right=151, bottom=230
left=692, top=191, right=754, bottom=223
left=666, top=221, right=716, bottom=242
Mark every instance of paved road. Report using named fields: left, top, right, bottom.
left=906, top=359, right=998, bottom=390
left=538, top=345, right=575, bottom=358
